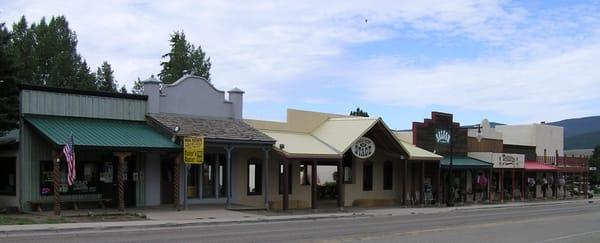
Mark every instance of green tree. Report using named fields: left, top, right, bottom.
left=95, top=61, right=117, bottom=92
left=8, top=16, right=39, bottom=86
left=0, top=23, right=20, bottom=133
left=131, top=77, right=144, bottom=94
left=350, top=107, right=369, bottom=117
left=119, top=85, right=127, bottom=94
left=159, top=31, right=211, bottom=84
left=589, top=145, right=600, bottom=187
left=7, top=16, right=96, bottom=90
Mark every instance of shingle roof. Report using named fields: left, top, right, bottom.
left=148, top=113, right=275, bottom=143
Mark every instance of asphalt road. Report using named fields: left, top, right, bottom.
left=4, top=201, right=600, bottom=243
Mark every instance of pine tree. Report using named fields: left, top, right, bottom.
left=159, top=31, right=211, bottom=84
left=131, top=77, right=144, bottom=94
left=0, top=23, right=19, bottom=133
left=8, top=16, right=39, bottom=86
left=7, top=16, right=97, bottom=90
left=96, top=61, right=117, bottom=92
left=350, top=107, right=369, bottom=117
left=119, top=85, right=127, bottom=94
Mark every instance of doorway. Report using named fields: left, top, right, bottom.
left=316, top=164, right=338, bottom=207
left=161, top=158, right=174, bottom=204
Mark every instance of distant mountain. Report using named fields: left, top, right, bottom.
left=549, top=116, right=600, bottom=150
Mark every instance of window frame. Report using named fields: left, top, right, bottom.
left=383, top=161, right=393, bottom=190
left=247, top=159, right=262, bottom=196
left=0, top=157, right=16, bottom=196
left=363, top=161, right=373, bottom=191
left=279, top=162, right=293, bottom=194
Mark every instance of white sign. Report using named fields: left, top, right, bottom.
left=468, top=152, right=525, bottom=169
left=590, top=167, right=597, bottom=171
left=435, top=129, right=451, bottom=144
left=352, top=137, right=376, bottom=159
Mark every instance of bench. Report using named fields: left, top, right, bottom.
left=29, top=198, right=112, bottom=212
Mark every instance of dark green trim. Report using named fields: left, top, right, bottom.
left=19, top=84, right=148, bottom=100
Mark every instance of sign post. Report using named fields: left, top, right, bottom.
left=183, top=136, right=204, bottom=210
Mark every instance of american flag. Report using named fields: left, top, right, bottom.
left=63, top=134, right=76, bottom=186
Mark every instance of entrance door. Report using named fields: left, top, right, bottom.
left=316, top=164, right=338, bottom=207
left=125, top=158, right=137, bottom=207
left=202, top=155, right=216, bottom=198
left=161, top=158, right=174, bottom=204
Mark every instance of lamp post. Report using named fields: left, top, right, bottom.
left=447, top=126, right=455, bottom=207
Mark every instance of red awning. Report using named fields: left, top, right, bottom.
left=525, top=161, right=559, bottom=171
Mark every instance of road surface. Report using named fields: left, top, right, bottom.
left=3, top=201, right=600, bottom=242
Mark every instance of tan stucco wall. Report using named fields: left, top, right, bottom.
left=231, top=149, right=312, bottom=209
left=343, top=150, right=402, bottom=207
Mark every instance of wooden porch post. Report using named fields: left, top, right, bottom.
left=403, top=159, right=407, bottom=206
left=512, top=167, right=515, bottom=202
left=338, top=158, right=344, bottom=209
left=437, top=161, right=441, bottom=207
left=500, top=168, right=504, bottom=203
left=263, top=147, right=270, bottom=210
left=114, top=152, right=132, bottom=211
left=311, top=160, right=317, bottom=209
left=52, top=150, right=61, bottom=216
left=488, top=168, right=492, bottom=203
left=225, top=146, right=233, bottom=209
left=173, top=153, right=182, bottom=210
left=282, top=158, right=290, bottom=211
left=420, top=162, right=424, bottom=206
left=521, top=170, right=525, bottom=201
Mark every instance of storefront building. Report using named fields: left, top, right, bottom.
left=141, top=75, right=275, bottom=209
left=246, top=109, right=441, bottom=210
left=4, top=85, right=181, bottom=214
left=398, top=112, right=493, bottom=205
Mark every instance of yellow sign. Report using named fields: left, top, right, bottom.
left=183, top=136, right=204, bottom=164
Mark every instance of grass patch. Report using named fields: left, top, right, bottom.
left=0, top=215, right=37, bottom=225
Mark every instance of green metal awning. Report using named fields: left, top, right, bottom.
left=441, top=156, right=493, bottom=169
left=25, top=115, right=180, bottom=151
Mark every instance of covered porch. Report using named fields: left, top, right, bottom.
left=23, top=115, right=181, bottom=215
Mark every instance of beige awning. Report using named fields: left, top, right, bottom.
left=398, top=140, right=443, bottom=161
left=262, top=130, right=340, bottom=159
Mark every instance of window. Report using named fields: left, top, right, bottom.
left=383, top=161, right=393, bottom=190
left=343, top=155, right=353, bottom=184
left=363, top=162, right=373, bottom=191
left=279, top=162, right=293, bottom=194
left=299, top=162, right=311, bottom=185
left=0, top=157, right=16, bottom=195
left=40, top=160, right=103, bottom=195
left=247, top=159, right=262, bottom=195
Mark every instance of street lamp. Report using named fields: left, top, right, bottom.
left=447, top=126, right=456, bottom=207
left=446, top=123, right=483, bottom=207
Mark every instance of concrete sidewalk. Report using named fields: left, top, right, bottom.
left=1, top=198, right=597, bottom=237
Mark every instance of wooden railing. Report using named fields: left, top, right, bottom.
left=536, top=156, right=588, bottom=168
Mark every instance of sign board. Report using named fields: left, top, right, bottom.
left=435, top=129, right=451, bottom=144
left=468, top=152, right=525, bottom=169
left=590, top=167, right=597, bottom=171
left=183, top=136, right=204, bottom=164
left=352, top=137, right=376, bottom=159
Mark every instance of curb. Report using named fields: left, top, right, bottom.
left=0, top=213, right=370, bottom=237
left=1, top=199, right=596, bottom=237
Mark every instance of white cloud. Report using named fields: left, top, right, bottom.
left=0, top=0, right=523, bottom=91
left=1, top=0, right=598, bottom=122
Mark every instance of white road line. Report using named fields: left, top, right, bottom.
left=535, top=229, right=600, bottom=243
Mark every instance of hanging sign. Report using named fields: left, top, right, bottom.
left=184, top=136, right=204, bottom=164
left=435, top=129, right=451, bottom=144
left=352, top=137, right=376, bottom=159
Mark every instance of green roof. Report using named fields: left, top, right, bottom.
left=441, top=156, right=492, bottom=168
left=25, top=115, right=180, bottom=151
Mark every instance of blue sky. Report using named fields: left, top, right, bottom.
left=2, top=0, right=600, bottom=129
